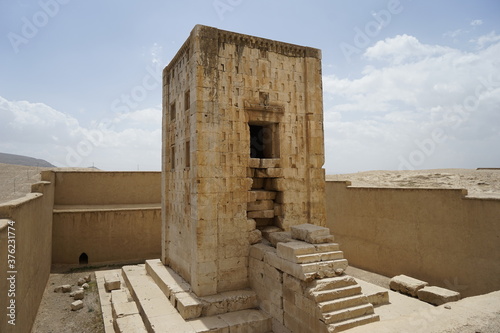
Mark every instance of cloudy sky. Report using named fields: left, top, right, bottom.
left=1, top=0, right=499, bottom=173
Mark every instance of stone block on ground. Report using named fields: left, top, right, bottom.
left=71, top=300, right=84, bottom=311
left=54, top=284, right=72, bottom=293
left=78, top=277, right=86, bottom=286
left=417, top=286, right=461, bottom=305
left=73, top=289, right=84, bottom=300
left=390, top=274, right=428, bottom=297
left=105, top=273, right=121, bottom=292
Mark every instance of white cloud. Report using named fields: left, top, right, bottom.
left=0, top=97, right=162, bottom=170
left=470, top=19, right=483, bottom=26
left=364, top=34, right=456, bottom=65
left=323, top=34, right=500, bottom=173
left=470, top=30, right=500, bottom=49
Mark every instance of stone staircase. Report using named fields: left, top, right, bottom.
left=307, top=276, right=379, bottom=331
left=96, top=260, right=272, bottom=333
left=249, top=224, right=380, bottom=332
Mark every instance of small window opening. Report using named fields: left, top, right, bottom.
left=185, top=141, right=190, bottom=168
left=170, top=102, right=176, bottom=121
left=184, top=90, right=190, bottom=111
left=250, top=124, right=278, bottom=159
left=79, top=253, right=88, bottom=265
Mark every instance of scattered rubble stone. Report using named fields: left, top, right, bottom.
left=73, top=289, right=84, bottom=300
left=77, top=277, right=86, bottom=286
left=71, top=300, right=84, bottom=311
left=82, top=283, right=89, bottom=289
left=54, top=284, right=72, bottom=293
left=84, top=273, right=92, bottom=282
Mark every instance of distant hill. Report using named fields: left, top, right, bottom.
left=0, top=152, right=55, bottom=167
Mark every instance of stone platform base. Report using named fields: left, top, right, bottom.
left=96, top=260, right=272, bottom=333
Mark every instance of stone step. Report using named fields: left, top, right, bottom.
left=321, top=303, right=375, bottom=325
left=145, top=259, right=202, bottom=320
left=250, top=189, right=277, bottom=201
left=308, top=275, right=358, bottom=293
left=311, top=285, right=362, bottom=303
left=146, top=259, right=258, bottom=318
left=121, top=265, right=195, bottom=332
left=318, top=294, right=368, bottom=313
left=114, top=313, right=148, bottom=333
left=296, top=251, right=344, bottom=264
left=328, top=313, right=380, bottom=332
left=188, top=309, right=272, bottom=333
left=302, top=259, right=349, bottom=274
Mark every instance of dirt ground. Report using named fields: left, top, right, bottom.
left=31, top=268, right=105, bottom=333
left=326, top=168, right=500, bottom=198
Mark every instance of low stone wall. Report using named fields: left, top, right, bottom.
left=326, top=181, right=500, bottom=297
left=52, top=207, right=161, bottom=265
left=0, top=172, right=55, bottom=333
left=53, top=171, right=161, bottom=205
left=51, top=171, right=161, bottom=265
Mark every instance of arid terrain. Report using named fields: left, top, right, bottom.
left=327, top=168, right=500, bottom=199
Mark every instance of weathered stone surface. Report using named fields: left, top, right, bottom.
left=268, top=231, right=293, bottom=247
left=71, top=300, right=84, bottom=311
left=54, top=284, right=72, bottom=293
left=105, top=273, right=121, bottom=292
left=390, top=274, right=428, bottom=297
left=113, top=301, right=139, bottom=318
left=248, top=209, right=275, bottom=219
left=73, top=289, right=84, bottom=300
left=247, top=200, right=274, bottom=211
left=248, top=229, right=262, bottom=245
left=77, top=277, right=86, bottom=286
left=291, top=224, right=331, bottom=243
left=84, top=273, right=92, bottom=282
left=162, top=25, right=327, bottom=296
left=174, top=292, right=203, bottom=320
left=417, top=286, right=461, bottom=305
left=111, top=290, right=129, bottom=304
left=115, top=313, right=148, bottom=333
left=82, top=283, right=89, bottom=289
left=277, top=241, right=316, bottom=262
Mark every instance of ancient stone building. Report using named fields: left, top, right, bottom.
left=162, top=25, right=326, bottom=297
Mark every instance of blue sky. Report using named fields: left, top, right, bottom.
left=1, top=0, right=499, bottom=173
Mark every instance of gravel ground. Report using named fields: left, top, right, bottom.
left=31, top=269, right=104, bottom=333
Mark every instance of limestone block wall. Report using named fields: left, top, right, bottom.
left=0, top=172, right=55, bottom=333
left=326, top=181, right=500, bottom=297
left=52, top=171, right=161, bottom=265
left=162, top=25, right=326, bottom=297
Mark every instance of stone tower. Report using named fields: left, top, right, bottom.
left=162, top=25, right=326, bottom=297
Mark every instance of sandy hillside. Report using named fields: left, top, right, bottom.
left=0, top=163, right=100, bottom=204
left=0, top=163, right=51, bottom=203
left=327, top=168, right=500, bottom=199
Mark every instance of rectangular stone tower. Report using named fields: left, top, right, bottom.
left=162, top=25, right=326, bottom=297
